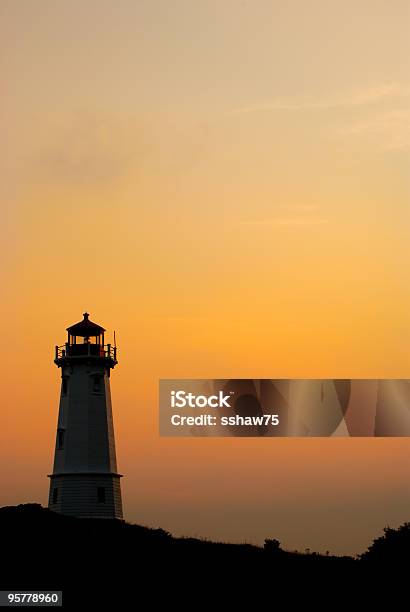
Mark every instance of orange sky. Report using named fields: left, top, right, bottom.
left=1, top=0, right=409, bottom=555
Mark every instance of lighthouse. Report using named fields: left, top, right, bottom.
left=48, top=313, right=123, bottom=519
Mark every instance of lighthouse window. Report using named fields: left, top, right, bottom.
left=57, top=429, right=65, bottom=450
left=93, top=376, right=102, bottom=393
left=62, top=377, right=68, bottom=395
left=52, top=488, right=58, bottom=505
left=97, top=487, right=106, bottom=503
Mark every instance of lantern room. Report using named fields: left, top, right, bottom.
left=67, top=312, right=105, bottom=346
left=54, top=312, right=117, bottom=362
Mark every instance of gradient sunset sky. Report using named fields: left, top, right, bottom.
left=1, top=0, right=409, bottom=555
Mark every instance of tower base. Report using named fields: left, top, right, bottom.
left=48, top=473, right=123, bottom=519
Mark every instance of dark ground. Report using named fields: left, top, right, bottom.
left=0, top=504, right=407, bottom=607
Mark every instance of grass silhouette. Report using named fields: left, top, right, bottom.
left=0, top=504, right=405, bottom=605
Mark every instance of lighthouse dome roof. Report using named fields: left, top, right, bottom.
left=66, top=312, right=106, bottom=336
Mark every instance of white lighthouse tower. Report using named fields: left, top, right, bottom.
left=48, top=313, right=123, bottom=519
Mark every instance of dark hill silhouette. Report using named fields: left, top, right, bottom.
left=0, top=504, right=406, bottom=606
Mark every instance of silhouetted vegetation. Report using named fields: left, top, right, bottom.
left=0, top=504, right=406, bottom=606
left=360, top=522, right=410, bottom=564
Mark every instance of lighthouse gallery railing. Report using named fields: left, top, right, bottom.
left=55, top=344, right=117, bottom=360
